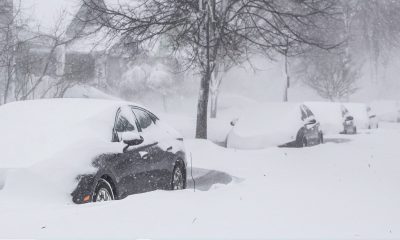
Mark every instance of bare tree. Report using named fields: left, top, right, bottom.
left=297, top=50, right=359, bottom=101
left=328, top=0, right=400, bottom=85
left=82, top=0, right=337, bottom=139
left=0, top=0, right=21, bottom=104
left=2, top=3, right=102, bottom=103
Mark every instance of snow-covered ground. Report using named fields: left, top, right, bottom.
left=0, top=123, right=399, bottom=239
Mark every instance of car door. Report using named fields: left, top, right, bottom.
left=131, top=107, right=174, bottom=190
left=111, top=106, right=155, bottom=197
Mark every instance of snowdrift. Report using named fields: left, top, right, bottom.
left=370, top=100, right=400, bottom=122
left=305, top=102, right=344, bottom=134
left=343, top=103, right=370, bottom=129
left=0, top=99, right=132, bottom=202
left=227, top=103, right=305, bottom=149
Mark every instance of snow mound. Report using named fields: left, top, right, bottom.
left=370, top=100, right=400, bottom=122
left=305, top=101, right=344, bottom=134
left=0, top=98, right=128, bottom=168
left=343, top=103, right=370, bottom=129
left=64, top=85, right=119, bottom=100
left=227, top=102, right=305, bottom=149
left=0, top=99, right=138, bottom=202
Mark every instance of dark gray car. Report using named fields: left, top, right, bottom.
left=72, top=105, right=186, bottom=204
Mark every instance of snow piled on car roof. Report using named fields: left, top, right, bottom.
left=305, top=101, right=344, bottom=134
left=0, top=98, right=137, bottom=203
left=0, top=98, right=125, bottom=168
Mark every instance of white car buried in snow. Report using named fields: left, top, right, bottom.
left=344, top=103, right=378, bottom=130
left=226, top=103, right=323, bottom=149
left=305, top=102, right=357, bottom=135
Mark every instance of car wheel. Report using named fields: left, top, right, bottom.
left=171, top=163, right=185, bottom=190
left=319, top=132, right=324, bottom=144
left=93, top=179, right=114, bottom=202
left=354, top=127, right=357, bottom=134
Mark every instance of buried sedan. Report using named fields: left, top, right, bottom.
left=341, top=105, right=357, bottom=134
left=0, top=99, right=186, bottom=204
left=305, top=102, right=357, bottom=135
left=227, top=103, right=323, bottom=149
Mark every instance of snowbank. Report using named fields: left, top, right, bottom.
left=370, top=100, right=400, bottom=122
left=160, top=113, right=232, bottom=144
left=0, top=99, right=130, bottom=202
left=64, top=85, right=119, bottom=100
left=344, top=103, right=370, bottom=129
left=0, top=99, right=124, bottom=168
left=0, top=124, right=399, bottom=238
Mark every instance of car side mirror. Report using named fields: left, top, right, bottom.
left=345, top=116, right=354, bottom=121
left=120, top=131, right=144, bottom=146
left=369, top=114, right=376, bottom=119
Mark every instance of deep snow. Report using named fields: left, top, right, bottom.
left=226, top=103, right=315, bottom=149
left=0, top=123, right=399, bottom=239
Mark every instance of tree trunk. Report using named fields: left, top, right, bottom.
left=283, top=53, right=290, bottom=102
left=210, top=89, right=218, bottom=118
left=196, top=0, right=217, bottom=138
left=3, top=69, right=11, bottom=104
left=209, top=67, right=221, bottom=119
left=196, top=72, right=211, bottom=139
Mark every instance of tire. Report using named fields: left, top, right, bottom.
left=319, top=132, right=324, bottom=144
left=171, top=163, right=185, bottom=190
left=93, top=179, right=114, bottom=202
left=354, top=127, right=357, bottom=134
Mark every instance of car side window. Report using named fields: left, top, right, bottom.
left=300, top=107, right=307, bottom=121
left=112, top=106, right=138, bottom=142
left=303, top=105, right=314, bottom=118
left=132, top=108, right=155, bottom=131
left=115, top=115, right=135, bottom=132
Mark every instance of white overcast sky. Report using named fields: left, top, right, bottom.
left=17, top=0, right=81, bottom=32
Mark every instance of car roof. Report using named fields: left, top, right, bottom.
left=0, top=98, right=146, bottom=168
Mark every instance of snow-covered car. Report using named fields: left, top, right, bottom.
left=343, top=103, right=376, bottom=130
left=305, top=102, right=356, bottom=135
left=227, top=103, right=323, bottom=149
left=0, top=99, right=187, bottom=204
left=370, top=100, right=400, bottom=123
left=341, top=105, right=357, bottom=134
left=366, top=106, right=379, bottom=129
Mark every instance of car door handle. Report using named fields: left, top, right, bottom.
left=139, top=151, right=149, bottom=159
